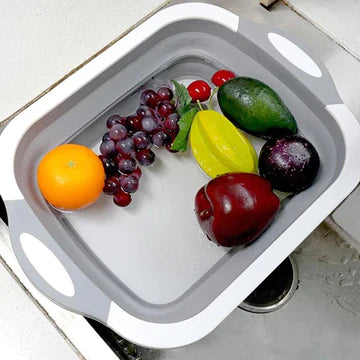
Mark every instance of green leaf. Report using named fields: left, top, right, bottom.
left=171, top=107, right=198, bottom=152
left=172, top=80, right=192, bottom=109
left=178, top=103, right=191, bottom=117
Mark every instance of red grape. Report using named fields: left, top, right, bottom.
left=141, top=116, right=159, bottom=133
left=116, top=137, right=135, bottom=156
left=113, top=190, right=132, bottom=207
left=126, top=115, right=143, bottom=132
left=100, top=140, right=116, bottom=157
left=133, top=167, right=142, bottom=179
left=157, top=87, right=173, bottom=101
left=132, top=131, right=151, bottom=150
left=118, top=157, right=137, bottom=174
left=157, top=101, right=175, bottom=118
left=163, top=113, right=179, bottom=132
left=136, top=149, right=155, bottom=166
left=120, top=175, right=139, bottom=193
left=152, top=131, right=171, bottom=148
left=109, top=124, right=127, bottom=141
left=106, top=114, right=122, bottom=129
left=103, top=176, right=120, bottom=195
left=102, top=132, right=111, bottom=141
left=140, top=89, right=158, bottom=107
left=98, top=155, right=118, bottom=176
left=166, top=144, right=179, bottom=153
left=136, top=105, right=155, bottom=119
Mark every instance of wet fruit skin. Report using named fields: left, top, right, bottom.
left=113, top=190, right=132, bottom=207
left=187, top=80, right=211, bottom=102
left=211, top=70, right=235, bottom=87
left=195, top=173, right=280, bottom=247
left=37, top=144, right=105, bottom=210
left=218, top=77, right=298, bottom=138
left=258, top=135, right=320, bottom=193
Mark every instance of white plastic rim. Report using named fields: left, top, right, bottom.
left=1, top=3, right=360, bottom=349
left=268, top=32, right=322, bottom=77
left=0, top=2, right=239, bottom=203
left=106, top=105, right=360, bottom=349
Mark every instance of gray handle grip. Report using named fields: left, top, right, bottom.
left=236, top=18, right=342, bottom=106
left=6, top=199, right=111, bottom=322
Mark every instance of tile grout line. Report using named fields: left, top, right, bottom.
left=0, top=241, right=85, bottom=359
left=281, top=0, right=360, bottom=63
left=0, top=0, right=171, bottom=129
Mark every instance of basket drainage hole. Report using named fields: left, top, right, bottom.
left=238, top=256, right=298, bottom=313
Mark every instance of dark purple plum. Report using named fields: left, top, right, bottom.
left=258, top=135, right=320, bottom=193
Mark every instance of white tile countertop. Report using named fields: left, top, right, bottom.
left=1, top=0, right=360, bottom=359
left=0, top=0, right=168, bottom=123
left=0, top=251, right=80, bottom=360
left=285, top=0, right=360, bottom=61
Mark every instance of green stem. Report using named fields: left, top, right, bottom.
left=196, top=99, right=204, bottom=111
left=209, top=87, right=218, bottom=110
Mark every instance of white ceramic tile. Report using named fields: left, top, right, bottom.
left=286, top=0, right=360, bottom=60
left=0, top=0, right=167, bottom=122
left=0, top=256, right=79, bottom=360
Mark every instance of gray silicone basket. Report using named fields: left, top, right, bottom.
left=1, top=3, right=360, bottom=349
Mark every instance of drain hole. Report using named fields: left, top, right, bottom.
left=239, top=256, right=298, bottom=313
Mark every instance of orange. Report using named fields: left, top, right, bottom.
left=37, top=144, right=105, bottom=210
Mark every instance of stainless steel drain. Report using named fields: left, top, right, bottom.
left=239, top=255, right=298, bottom=313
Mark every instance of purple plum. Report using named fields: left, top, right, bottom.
left=258, top=135, right=320, bottom=193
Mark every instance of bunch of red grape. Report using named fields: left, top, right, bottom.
left=99, top=86, right=179, bottom=207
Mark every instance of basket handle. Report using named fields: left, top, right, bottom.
left=6, top=199, right=112, bottom=322
left=236, top=18, right=342, bottom=107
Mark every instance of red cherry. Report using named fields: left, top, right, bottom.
left=211, top=70, right=235, bottom=87
left=187, top=80, right=211, bottom=103
left=113, top=190, right=132, bottom=207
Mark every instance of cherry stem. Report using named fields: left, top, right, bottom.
left=209, top=87, right=218, bottom=111
left=197, top=100, right=204, bottom=111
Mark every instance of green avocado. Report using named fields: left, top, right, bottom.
left=217, top=77, right=298, bottom=138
